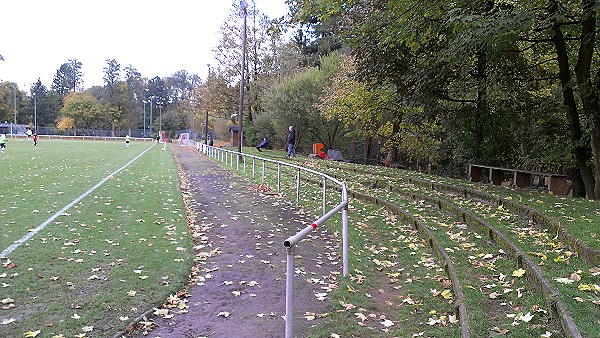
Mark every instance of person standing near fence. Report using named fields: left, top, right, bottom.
left=125, top=134, right=130, bottom=147
left=32, top=133, right=38, bottom=146
left=287, top=126, right=296, bottom=158
left=0, top=132, right=6, bottom=152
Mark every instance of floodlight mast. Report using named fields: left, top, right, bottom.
left=237, top=0, right=248, bottom=156
left=33, top=92, right=37, bottom=133
left=12, top=83, right=17, bottom=127
left=204, top=110, right=209, bottom=145
left=149, top=95, right=154, bottom=137
left=143, top=89, right=149, bottom=137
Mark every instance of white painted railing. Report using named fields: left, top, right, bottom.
left=9, top=134, right=155, bottom=142
left=197, top=143, right=349, bottom=338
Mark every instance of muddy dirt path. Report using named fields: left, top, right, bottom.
left=135, top=146, right=340, bottom=338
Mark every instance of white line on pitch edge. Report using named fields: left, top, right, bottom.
left=0, top=144, right=156, bottom=258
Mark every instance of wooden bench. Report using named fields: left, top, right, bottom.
left=468, top=164, right=569, bottom=196
left=380, top=159, right=405, bottom=169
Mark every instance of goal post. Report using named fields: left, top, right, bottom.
left=177, top=133, right=190, bottom=146
left=158, top=131, right=167, bottom=144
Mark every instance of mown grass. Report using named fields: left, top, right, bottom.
left=0, top=140, right=192, bottom=338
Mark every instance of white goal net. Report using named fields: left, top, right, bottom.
left=177, top=133, right=190, bottom=146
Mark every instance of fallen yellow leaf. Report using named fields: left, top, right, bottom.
left=512, top=268, right=526, bottom=277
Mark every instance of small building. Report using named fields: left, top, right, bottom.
left=229, top=126, right=247, bottom=147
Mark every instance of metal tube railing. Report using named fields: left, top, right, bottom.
left=198, top=143, right=349, bottom=338
left=283, top=200, right=348, bottom=338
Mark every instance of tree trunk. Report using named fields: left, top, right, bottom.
left=388, top=121, right=400, bottom=163
left=591, top=71, right=600, bottom=198
left=574, top=0, right=600, bottom=198
left=365, top=136, right=372, bottom=164
left=550, top=0, right=596, bottom=198
left=474, top=43, right=488, bottom=163
left=568, top=167, right=586, bottom=197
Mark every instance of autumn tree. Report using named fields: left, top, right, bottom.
left=263, top=52, right=343, bottom=151
left=319, top=54, right=394, bottom=163
left=56, top=116, right=75, bottom=135
left=288, top=0, right=592, bottom=188
left=0, top=82, right=22, bottom=124
left=60, top=91, right=104, bottom=133
left=212, top=1, right=299, bottom=144
left=537, top=0, right=600, bottom=198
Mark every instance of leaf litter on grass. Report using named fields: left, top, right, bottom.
left=0, top=143, right=192, bottom=338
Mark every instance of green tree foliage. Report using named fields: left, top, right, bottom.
left=538, top=0, right=600, bottom=198
left=263, top=52, right=342, bottom=151
left=167, top=70, right=193, bottom=104
left=147, top=76, right=168, bottom=109
left=102, top=59, right=125, bottom=135
left=287, top=0, right=344, bottom=63
left=124, top=65, right=144, bottom=131
left=103, top=59, right=121, bottom=89
left=289, top=0, right=600, bottom=199
left=30, top=79, right=60, bottom=128
left=52, top=59, right=84, bottom=95
left=146, top=76, right=168, bottom=134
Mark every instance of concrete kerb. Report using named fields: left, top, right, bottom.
left=391, top=188, right=583, bottom=338
left=410, top=178, right=600, bottom=266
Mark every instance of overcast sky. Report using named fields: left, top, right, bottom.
left=0, top=0, right=289, bottom=90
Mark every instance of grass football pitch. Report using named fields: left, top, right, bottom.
left=0, top=139, right=192, bottom=337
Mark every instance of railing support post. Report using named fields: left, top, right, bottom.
left=285, top=246, right=295, bottom=338
left=262, top=160, right=266, bottom=184
left=296, top=169, right=301, bottom=204
left=322, top=177, right=327, bottom=216
left=277, top=164, right=281, bottom=191
left=342, top=187, right=349, bottom=277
